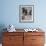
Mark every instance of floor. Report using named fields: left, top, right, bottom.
left=0, top=44, right=2, bottom=46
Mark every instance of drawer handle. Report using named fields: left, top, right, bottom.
left=32, top=39, right=36, bottom=40
left=9, top=38, right=12, bottom=40
left=9, top=38, right=13, bottom=40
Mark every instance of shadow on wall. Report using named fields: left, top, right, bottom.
left=0, top=24, right=7, bottom=43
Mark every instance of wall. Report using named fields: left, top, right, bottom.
left=0, top=0, right=46, bottom=29
left=0, top=0, right=46, bottom=43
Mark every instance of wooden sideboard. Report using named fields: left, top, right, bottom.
left=2, top=32, right=45, bottom=46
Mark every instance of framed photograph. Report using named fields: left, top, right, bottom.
left=19, top=5, right=34, bottom=23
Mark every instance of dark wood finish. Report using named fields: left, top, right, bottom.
left=2, top=32, right=45, bottom=46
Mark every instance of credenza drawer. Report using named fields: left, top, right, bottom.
left=3, top=32, right=23, bottom=36
left=32, top=36, right=44, bottom=44
left=24, top=32, right=44, bottom=36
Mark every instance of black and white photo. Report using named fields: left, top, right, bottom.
left=19, top=5, right=34, bottom=22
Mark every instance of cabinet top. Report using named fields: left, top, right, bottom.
left=3, top=29, right=45, bottom=32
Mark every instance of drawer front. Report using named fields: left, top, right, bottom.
left=24, top=32, right=44, bottom=36
left=32, top=36, right=45, bottom=44
left=3, top=36, right=23, bottom=44
left=24, top=36, right=44, bottom=46
left=24, top=36, right=32, bottom=46
left=3, top=43, right=15, bottom=46
left=3, top=43, right=23, bottom=46
left=3, top=32, right=24, bottom=46
left=3, top=36, right=23, bottom=46
left=3, top=32, right=23, bottom=36
left=32, top=44, right=44, bottom=46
